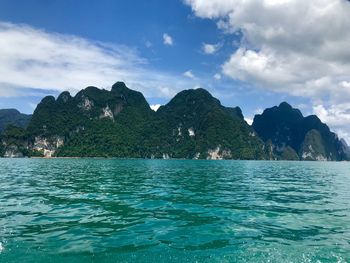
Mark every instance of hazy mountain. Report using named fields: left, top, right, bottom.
left=0, top=109, right=31, bottom=133
left=253, top=102, right=347, bottom=161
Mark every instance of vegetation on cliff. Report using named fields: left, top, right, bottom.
left=0, top=82, right=348, bottom=161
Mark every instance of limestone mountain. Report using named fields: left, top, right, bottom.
left=0, top=82, right=266, bottom=159
left=252, top=102, right=347, bottom=161
left=0, top=83, right=347, bottom=161
left=340, top=139, right=350, bottom=159
left=0, top=109, right=31, bottom=133
left=26, top=82, right=154, bottom=157
left=0, top=125, right=31, bottom=157
left=148, top=88, right=266, bottom=159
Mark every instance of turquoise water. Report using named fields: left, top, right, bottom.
left=0, top=159, right=350, bottom=262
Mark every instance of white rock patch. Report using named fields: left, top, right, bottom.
left=33, top=136, right=64, bottom=158
left=302, top=144, right=327, bottom=161
left=4, top=146, right=23, bottom=158
left=43, top=149, right=55, bottom=158
left=80, top=97, right=94, bottom=111
left=177, top=126, right=182, bottom=136
left=315, top=155, right=327, bottom=161
left=207, top=146, right=232, bottom=160
left=188, top=128, right=195, bottom=137
left=100, top=105, right=114, bottom=120
left=249, top=132, right=256, bottom=137
left=207, top=147, right=222, bottom=160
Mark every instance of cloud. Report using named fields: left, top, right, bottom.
left=313, top=103, right=350, bottom=143
left=202, top=43, right=220, bottom=54
left=214, top=73, right=221, bottom=80
left=244, top=118, right=253, bottom=125
left=185, top=0, right=350, bottom=100
left=150, top=104, right=161, bottom=112
left=0, top=22, right=195, bottom=100
left=163, top=33, right=173, bottom=46
left=183, top=70, right=195, bottom=79
left=185, top=0, right=350, bottom=139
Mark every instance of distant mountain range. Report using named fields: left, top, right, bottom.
left=0, top=82, right=348, bottom=160
left=253, top=102, right=347, bottom=161
left=0, top=109, right=31, bottom=133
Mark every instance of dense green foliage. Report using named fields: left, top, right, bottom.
left=0, top=109, right=31, bottom=133
left=279, top=146, right=299, bottom=160
left=1, top=82, right=348, bottom=160
left=0, top=125, right=31, bottom=156
left=56, top=86, right=266, bottom=159
left=150, top=88, right=266, bottom=159
left=56, top=84, right=150, bottom=157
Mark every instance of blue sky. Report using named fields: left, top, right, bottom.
left=0, top=0, right=350, bottom=141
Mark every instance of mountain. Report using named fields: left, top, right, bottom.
left=340, top=139, right=350, bottom=159
left=0, top=83, right=347, bottom=161
left=252, top=102, right=347, bottom=161
left=148, top=88, right=266, bottom=159
left=0, top=82, right=266, bottom=159
left=23, top=82, right=154, bottom=158
left=0, top=109, right=31, bottom=133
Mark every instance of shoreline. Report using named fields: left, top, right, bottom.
left=1, top=156, right=348, bottom=162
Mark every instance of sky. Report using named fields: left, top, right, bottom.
left=0, top=0, right=350, bottom=142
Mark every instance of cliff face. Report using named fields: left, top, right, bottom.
left=1, top=82, right=348, bottom=161
left=149, top=88, right=266, bottom=159
left=253, top=102, right=347, bottom=161
left=22, top=82, right=154, bottom=158
left=341, top=139, right=350, bottom=160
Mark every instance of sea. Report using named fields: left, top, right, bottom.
left=0, top=159, right=349, bottom=262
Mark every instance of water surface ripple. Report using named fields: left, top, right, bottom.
left=0, top=159, right=349, bottom=262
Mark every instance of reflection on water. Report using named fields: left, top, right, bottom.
left=0, top=159, right=350, bottom=262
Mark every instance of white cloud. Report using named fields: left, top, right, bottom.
left=202, top=43, right=220, bottom=54
left=163, top=33, right=173, bottom=46
left=244, top=118, right=253, bottom=125
left=0, top=22, right=195, bottom=100
left=150, top=104, right=161, bottom=112
left=185, top=0, right=350, bottom=100
left=183, top=70, right=195, bottom=79
left=185, top=0, right=350, bottom=140
left=340, top=81, right=350, bottom=89
left=313, top=103, right=350, bottom=143
left=214, top=73, right=221, bottom=80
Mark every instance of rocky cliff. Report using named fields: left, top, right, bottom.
left=1, top=83, right=348, bottom=161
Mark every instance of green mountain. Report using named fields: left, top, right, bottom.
left=0, top=109, right=31, bottom=133
left=0, top=83, right=347, bottom=161
left=0, top=82, right=266, bottom=159
left=24, top=82, right=154, bottom=158
left=147, top=88, right=266, bottom=159
left=252, top=102, right=346, bottom=161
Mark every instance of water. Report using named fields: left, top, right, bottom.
left=0, top=159, right=350, bottom=262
